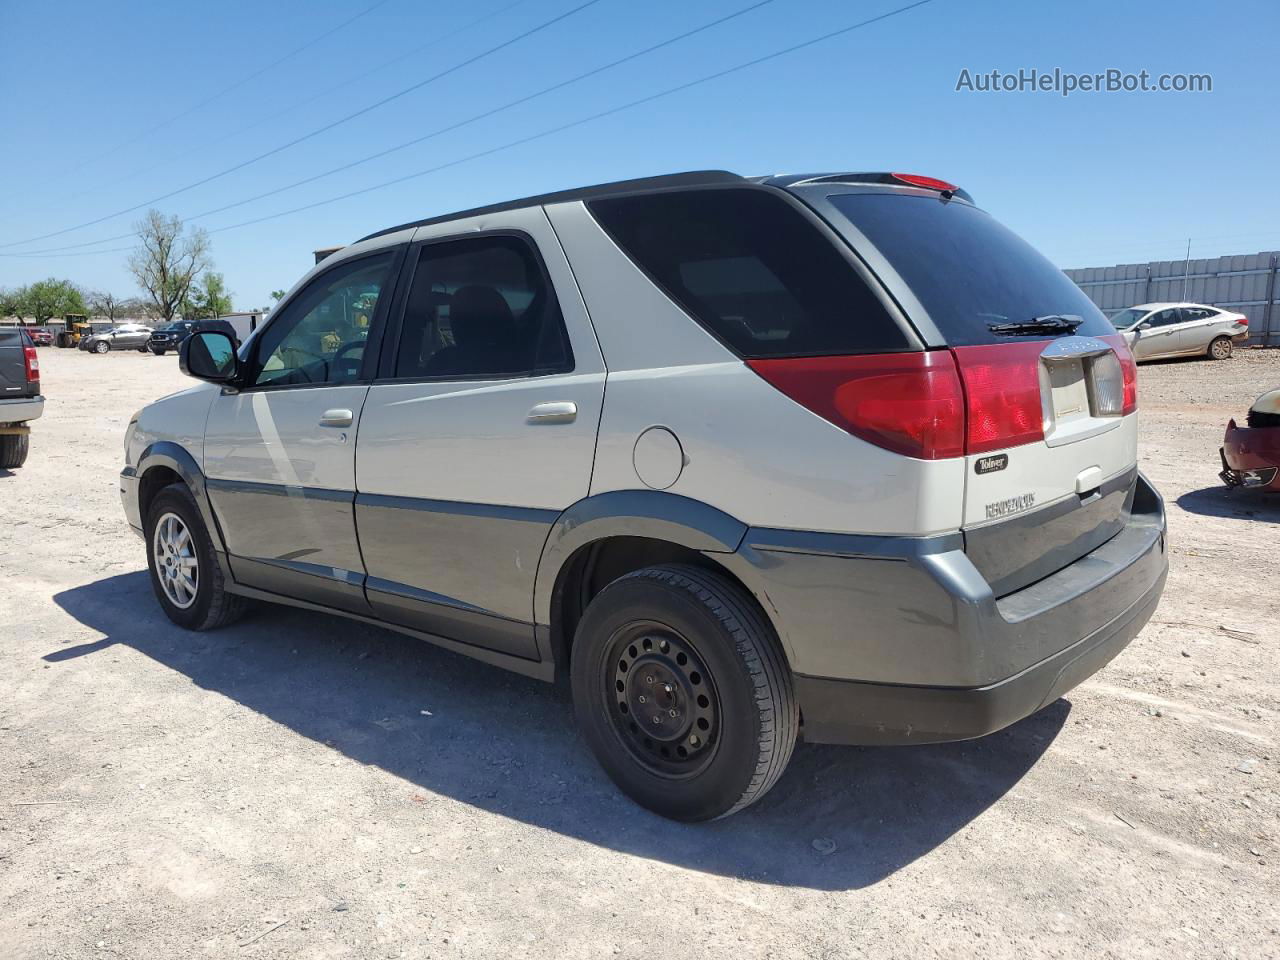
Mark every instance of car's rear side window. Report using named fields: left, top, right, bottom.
left=393, top=234, right=573, bottom=380
left=587, top=188, right=909, bottom=358
left=826, top=193, right=1114, bottom=347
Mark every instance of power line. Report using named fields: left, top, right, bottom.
left=7, top=0, right=396, bottom=202
left=0, top=0, right=537, bottom=225
left=10, top=0, right=777, bottom=256
left=207, top=0, right=941, bottom=235
left=0, top=0, right=606, bottom=250
left=2, top=0, right=938, bottom=258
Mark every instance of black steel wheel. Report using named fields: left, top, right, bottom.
left=571, top=564, right=797, bottom=821
left=606, top=620, right=722, bottom=778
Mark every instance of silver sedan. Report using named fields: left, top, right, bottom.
left=1110, top=302, right=1250, bottom=361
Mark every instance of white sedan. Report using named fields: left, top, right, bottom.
left=1109, top=302, right=1250, bottom=361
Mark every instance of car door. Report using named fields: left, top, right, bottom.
left=1132, top=307, right=1181, bottom=359
left=203, top=248, right=403, bottom=613
left=355, top=209, right=605, bottom=661
left=1173, top=306, right=1215, bottom=354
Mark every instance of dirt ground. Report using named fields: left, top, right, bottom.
left=1, top=345, right=1277, bottom=960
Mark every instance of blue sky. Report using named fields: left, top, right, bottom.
left=1, top=0, right=1276, bottom=309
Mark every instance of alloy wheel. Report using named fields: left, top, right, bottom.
left=152, top=512, right=199, bottom=609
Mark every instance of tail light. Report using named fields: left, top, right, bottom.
left=23, top=345, right=39, bottom=383
left=750, top=336, right=1138, bottom=461
left=1234, top=314, right=1249, bottom=327
left=745, top=351, right=965, bottom=459
left=1100, top=334, right=1138, bottom=414
left=950, top=342, right=1047, bottom=453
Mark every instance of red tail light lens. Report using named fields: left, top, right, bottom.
left=23, top=346, right=39, bottom=383
left=950, top=342, right=1047, bottom=454
left=890, top=173, right=959, bottom=192
left=746, top=351, right=965, bottom=459
left=1234, top=314, right=1249, bottom=327
left=1100, top=334, right=1138, bottom=415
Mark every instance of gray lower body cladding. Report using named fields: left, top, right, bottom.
left=724, top=473, right=1168, bottom=746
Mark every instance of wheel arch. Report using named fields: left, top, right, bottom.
left=136, top=441, right=228, bottom=555
left=533, top=491, right=786, bottom=676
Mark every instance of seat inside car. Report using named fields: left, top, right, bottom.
left=424, top=284, right=525, bottom=377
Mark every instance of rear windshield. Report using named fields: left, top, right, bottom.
left=588, top=188, right=910, bottom=358
left=826, top=193, right=1113, bottom=346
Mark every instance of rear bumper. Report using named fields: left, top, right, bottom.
left=795, top=558, right=1165, bottom=744
left=0, top=395, right=44, bottom=424
left=725, top=473, right=1168, bottom=745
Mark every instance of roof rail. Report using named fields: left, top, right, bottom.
left=357, top=170, right=746, bottom=243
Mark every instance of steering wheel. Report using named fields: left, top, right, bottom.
left=332, top=340, right=365, bottom=378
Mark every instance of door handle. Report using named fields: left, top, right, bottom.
left=319, top=408, right=353, bottom=428
left=527, top=401, right=577, bottom=424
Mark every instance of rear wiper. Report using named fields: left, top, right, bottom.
left=987, top=314, right=1084, bottom=336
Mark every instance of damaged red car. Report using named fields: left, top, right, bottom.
left=1220, top=388, right=1280, bottom=491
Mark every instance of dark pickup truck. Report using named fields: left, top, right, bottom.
left=0, top=326, right=43, bottom=468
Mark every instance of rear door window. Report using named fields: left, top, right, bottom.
left=392, top=234, right=572, bottom=380
left=587, top=188, right=908, bottom=358
left=825, top=193, right=1115, bottom=346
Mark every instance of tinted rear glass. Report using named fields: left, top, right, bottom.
left=588, top=188, right=909, bottom=358
left=826, top=193, right=1113, bottom=346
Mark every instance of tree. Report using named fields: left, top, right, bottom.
left=127, top=210, right=211, bottom=323
left=19, top=278, right=86, bottom=324
left=0, top=287, right=24, bottom=320
left=183, top=272, right=233, bottom=320
left=269, top=289, right=286, bottom=303
left=88, top=290, right=126, bottom=323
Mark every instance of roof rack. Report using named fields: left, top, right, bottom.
left=357, top=170, right=746, bottom=243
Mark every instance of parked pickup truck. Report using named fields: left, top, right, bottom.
left=0, top=326, right=43, bottom=468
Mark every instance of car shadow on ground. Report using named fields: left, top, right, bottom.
left=51, top=571, right=1067, bottom=892
left=1176, top=485, right=1280, bottom=522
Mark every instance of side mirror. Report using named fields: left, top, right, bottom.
left=180, top=331, right=239, bottom=383
left=1135, top=321, right=1151, bottom=330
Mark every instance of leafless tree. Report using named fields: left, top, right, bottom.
left=127, top=210, right=211, bottom=323
left=88, top=290, right=124, bottom=323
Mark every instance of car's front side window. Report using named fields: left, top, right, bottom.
left=251, top=253, right=395, bottom=388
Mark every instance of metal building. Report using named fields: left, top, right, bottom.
left=1065, top=251, right=1279, bottom=346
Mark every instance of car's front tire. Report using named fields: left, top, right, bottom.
left=150, top=348, right=166, bottom=356
left=1209, top=336, right=1233, bottom=360
left=0, top=431, right=29, bottom=468
left=571, top=564, right=798, bottom=821
left=145, top=483, right=248, bottom=630
left=94, top=341, right=110, bottom=354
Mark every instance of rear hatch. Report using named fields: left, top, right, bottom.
left=807, top=182, right=1139, bottom=596
left=0, top=328, right=39, bottom=399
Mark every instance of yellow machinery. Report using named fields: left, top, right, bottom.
left=55, top=314, right=90, bottom=348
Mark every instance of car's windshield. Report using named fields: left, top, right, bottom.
left=1109, top=308, right=1148, bottom=330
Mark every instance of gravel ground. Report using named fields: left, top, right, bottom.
left=1, top=346, right=1277, bottom=960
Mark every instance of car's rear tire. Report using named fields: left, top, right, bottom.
left=145, top=483, right=248, bottom=630
left=94, top=341, right=109, bottom=354
left=570, top=563, right=797, bottom=821
left=0, top=432, right=29, bottom=469
left=137, top=345, right=147, bottom=353
left=1209, top=336, right=1233, bottom=360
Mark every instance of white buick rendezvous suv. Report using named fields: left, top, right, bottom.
left=120, top=171, right=1168, bottom=820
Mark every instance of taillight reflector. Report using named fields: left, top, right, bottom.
left=1099, top=334, right=1138, bottom=415
left=746, top=351, right=965, bottom=460
left=950, top=341, right=1047, bottom=454
left=890, top=173, right=959, bottom=192
left=1234, top=315, right=1249, bottom=327
left=23, top=345, right=39, bottom=383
